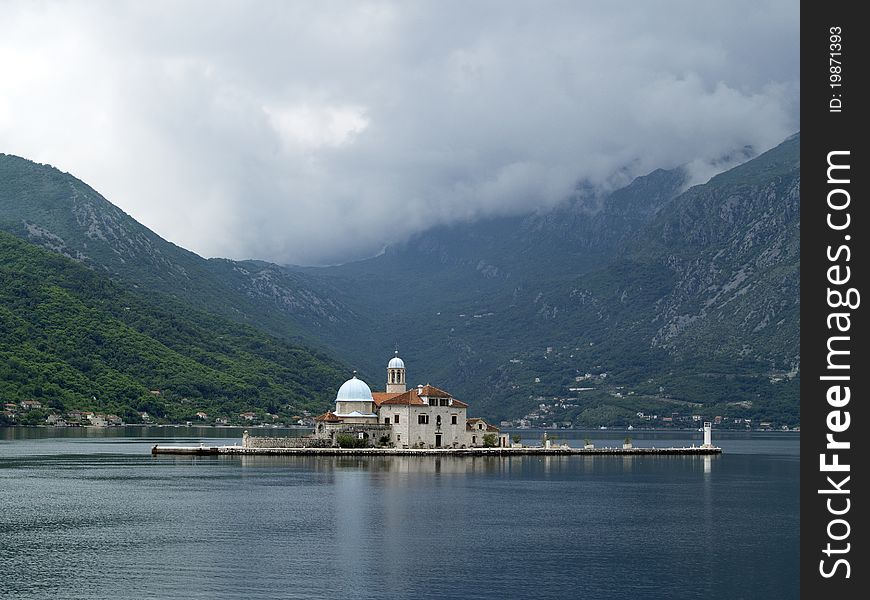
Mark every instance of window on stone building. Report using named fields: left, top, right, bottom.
left=394, top=414, right=400, bottom=424
left=440, top=399, right=449, bottom=407
left=384, top=417, right=390, bottom=424
left=436, top=415, right=441, bottom=427
left=418, top=414, right=429, bottom=425
left=451, top=415, right=457, bottom=425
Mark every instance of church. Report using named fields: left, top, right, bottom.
left=313, top=352, right=507, bottom=449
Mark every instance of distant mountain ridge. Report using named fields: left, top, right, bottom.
left=0, top=154, right=358, bottom=343
left=304, top=135, right=799, bottom=424
left=1, top=135, right=800, bottom=425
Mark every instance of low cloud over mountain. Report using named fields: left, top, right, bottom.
left=1, top=0, right=798, bottom=265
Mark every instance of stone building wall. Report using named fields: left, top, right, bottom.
left=244, top=436, right=333, bottom=449
left=331, top=424, right=393, bottom=446
left=378, top=404, right=468, bottom=448
left=313, top=422, right=393, bottom=445
left=246, top=424, right=394, bottom=448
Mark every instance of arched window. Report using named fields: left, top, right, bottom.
left=436, top=415, right=442, bottom=427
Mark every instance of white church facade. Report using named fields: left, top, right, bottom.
left=313, top=352, right=507, bottom=449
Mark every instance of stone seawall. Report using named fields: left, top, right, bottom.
left=245, top=436, right=333, bottom=449
left=153, top=445, right=722, bottom=457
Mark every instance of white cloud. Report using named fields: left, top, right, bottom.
left=265, top=104, right=369, bottom=149
left=0, top=0, right=799, bottom=265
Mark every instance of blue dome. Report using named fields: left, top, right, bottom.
left=388, top=356, right=405, bottom=369
left=336, top=376, right=374, bottom=402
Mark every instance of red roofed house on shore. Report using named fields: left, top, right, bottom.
left=311, top=351, right=508, bottom=449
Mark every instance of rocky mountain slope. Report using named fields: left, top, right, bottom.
left=0, top=154, right=358, bottom=345
left=309, top=135, right=800, bottom=424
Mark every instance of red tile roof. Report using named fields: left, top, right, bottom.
left=314, top=411, right=342, bottom=422
left=415, top=384, right=469, bottom=407
left=372, top=392, right=403, bottom=407
left=416, top=384, right=452, bottom=398
left=378, top=390, right=426, bottom=406
left=373, top=385, right=469, bottom=408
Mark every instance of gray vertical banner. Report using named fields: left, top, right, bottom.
left=802, top=2, right=867, bottom=596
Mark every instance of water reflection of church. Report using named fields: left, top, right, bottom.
left=313, top=352, right=507, bottom=449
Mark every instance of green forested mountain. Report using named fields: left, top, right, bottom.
left=1, top=136, right=800, bottom=427
left=0, top=154, right=358, bottom=346
left=0, top=230, right=346, bottom=424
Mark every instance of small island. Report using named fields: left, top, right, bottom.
left=152, top=352, right=721, bottom=457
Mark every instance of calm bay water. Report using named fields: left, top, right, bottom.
left=0, top=427, right=798, bottom=599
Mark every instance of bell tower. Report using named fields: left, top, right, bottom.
left=386, top=351, right=406, bottom=394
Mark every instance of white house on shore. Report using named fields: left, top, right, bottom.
left=313, top=352, right=508, bottom=449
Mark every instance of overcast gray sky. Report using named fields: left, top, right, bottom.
left=1, top=0, right=799, bottom=266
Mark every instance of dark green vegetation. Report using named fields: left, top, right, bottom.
left=334, top=434, right=369, bottom=448
left=0, top=230, right=345, bottom=424
left=1, top=135, right=799, bottom=427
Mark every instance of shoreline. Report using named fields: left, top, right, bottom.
left=151, top=444, right=723, bottom=456
left=0, top=423, right=799, bottom=434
